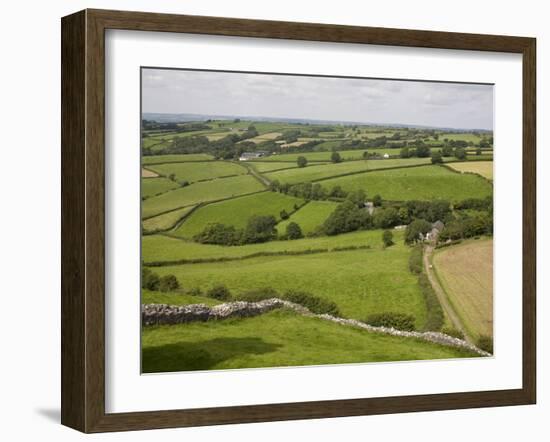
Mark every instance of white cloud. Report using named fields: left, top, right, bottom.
left=142, top=68, right=493, bottom=130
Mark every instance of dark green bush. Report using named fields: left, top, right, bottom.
left=286, top=222, right=303, bottom=240
left=159, top=274, right=180, bottom=292
left=142, top=267, right=160, bottom=291
left=364, top=312, right=416, bottom=331
left=477, top=335, right=494, bottom=353
left=283, top=290, right=340, bottom=316
left=409, top=245, right=423, bottom=274
left=206, top=285, right=231, bottom=301
left=187, top=287, right=203, bottom=296
left=382, top=230, right=394, bottom=247
left=418, top=273, right=444, bottom=331
left=236, top=287, right=279, bottom=302
left=442, top=326, right=464, bottom=340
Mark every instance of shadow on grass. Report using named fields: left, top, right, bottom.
left=142, top=337, right=282, bottom=373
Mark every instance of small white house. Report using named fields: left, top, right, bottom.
left=383, top=153, right=390, bottom=159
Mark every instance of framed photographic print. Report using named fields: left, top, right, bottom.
left=61, top=9, right=536, bottom=433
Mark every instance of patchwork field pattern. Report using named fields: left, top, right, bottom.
left=321, top=165, right=493, bottom=201
left=142, top=174, right=265, bottom=218
left=173, top=191, right=304, bottom=238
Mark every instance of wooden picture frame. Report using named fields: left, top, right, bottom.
left=61, top=8, right=536, bottom=433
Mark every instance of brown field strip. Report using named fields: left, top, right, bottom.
left=433, top=239, right=493, bottom=338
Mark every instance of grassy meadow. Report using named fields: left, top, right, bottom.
left=173, top=191, right=304, bottom=238
left=321, top=165, right=492, bottom=201
left=142, top=174, right=265, bottom=218
left=142, top=309, right=479, bottom=373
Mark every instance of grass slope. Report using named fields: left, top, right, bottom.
left=143, top=229, right=388, bottom=263
left=266, top=158, right=431, bottom=184
left=142, top=309, right=478, bottom=373
left=142, top=206, right=197, bottom=232
left=142, top=289, right=221, bottom=306
left=142, top=153, right=215, bottom=164
left=321, top=165, right=492, bottom=201
left=173, top=192, right=304, bottom=238
left=141, top=177, right=180, bottom=199
left=147, top=161, right=246, bottom=182
left=433, top=239, right=493, bottom=338
left=151, top=241, right=428, bottom=327
left=142, top=175, right=264, bottom=218
left=276, top=201, right=338, bottom=235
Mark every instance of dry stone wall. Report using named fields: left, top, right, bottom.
left=142, top=299, right=491, bottom=357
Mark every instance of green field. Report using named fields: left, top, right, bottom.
left=249, top=162, right=302, bottom=173
left=143, top=229, right=388, bottom=264
left=173, top=192, right=304, bottom=238
left=142, top=289, right=221, bottom=307
left=141, top=177, right=180, bottom=199
left=142, top=309, right=478, bottom=372
left=150, top=241, right=428, bottom=326
left=147, top=161, right=246, bottom=183
left=276, top=200, right=338, bottom=235
left=142, top=154, right=215, bottom=164
left=142, top=206, right=197, bottom=233
left=142, top=175, right=265, bottom=218
left=266, top=158, right=431, bottom=184
left=321, top=165, right=492, bottom=201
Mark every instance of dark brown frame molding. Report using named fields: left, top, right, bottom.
left=61, top=9, right=536, bottom=433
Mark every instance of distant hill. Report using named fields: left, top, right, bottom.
left=142, top=112, right=492, bottom=133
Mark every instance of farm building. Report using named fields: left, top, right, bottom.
left=239, top=151, right=267, bottom=161
left=425, top=220, right=445, bottom=242
left=364, top=201, right=375, bottom=215
left=383, top=153, right=390, bottom=159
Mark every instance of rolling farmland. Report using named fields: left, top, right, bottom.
left=276, top=200, right=338, bottom=235
left=321, top=165, right=492, bottom=201
left=147, top=161, right=247, bottom=183
left=173, top=191, right=304, bottom=238
left=140, top=115, right=494, bottom=372
left=142, top=174, right=265, bottom=218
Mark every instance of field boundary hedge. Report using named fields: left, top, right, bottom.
left=144, top=244, right=374, bottom=267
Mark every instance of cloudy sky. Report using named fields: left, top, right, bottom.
left=142, top=68, right=493, bottom=130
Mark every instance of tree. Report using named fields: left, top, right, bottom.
left=400, top=147, right=410, bottom=158
left=431, top=151, right=443, bottom=164
left=159, top=274, right=180, bottom=292
left=405, top=219, right=432, bottom=244
left=241, top=215, right=277, bottom=244
left=346, top=189, right=367, bottom=207
left=207, top=285, right=231, bottom=301
left=441, top=145, right=453, bottom=157
left=194, top=223, right=241, bottom=246
left=476, top=147, right=482, bottom=155
left=454, top=147, right=467, bottom=160
left=323, top=200, right=366, bottom=235
left=372, top=194, right=383, bottom=207
left=373, top=207, right=400, bottom=229
left=382, top=230, right=394, bottom=247
left=280, top=209, right=290, bottom=220
left=331, top=151, right=342, bottom=163
left=415, top=145, right=431, bottom=158
left=362, top=150, right=369, bottom=159
left=142, top=267, right=160, bottom=291
left=168, top=173, right=176, bottom=181
left=286, top=222, right=303, bottom=240
left=297, top=156, right=308, bottom=168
